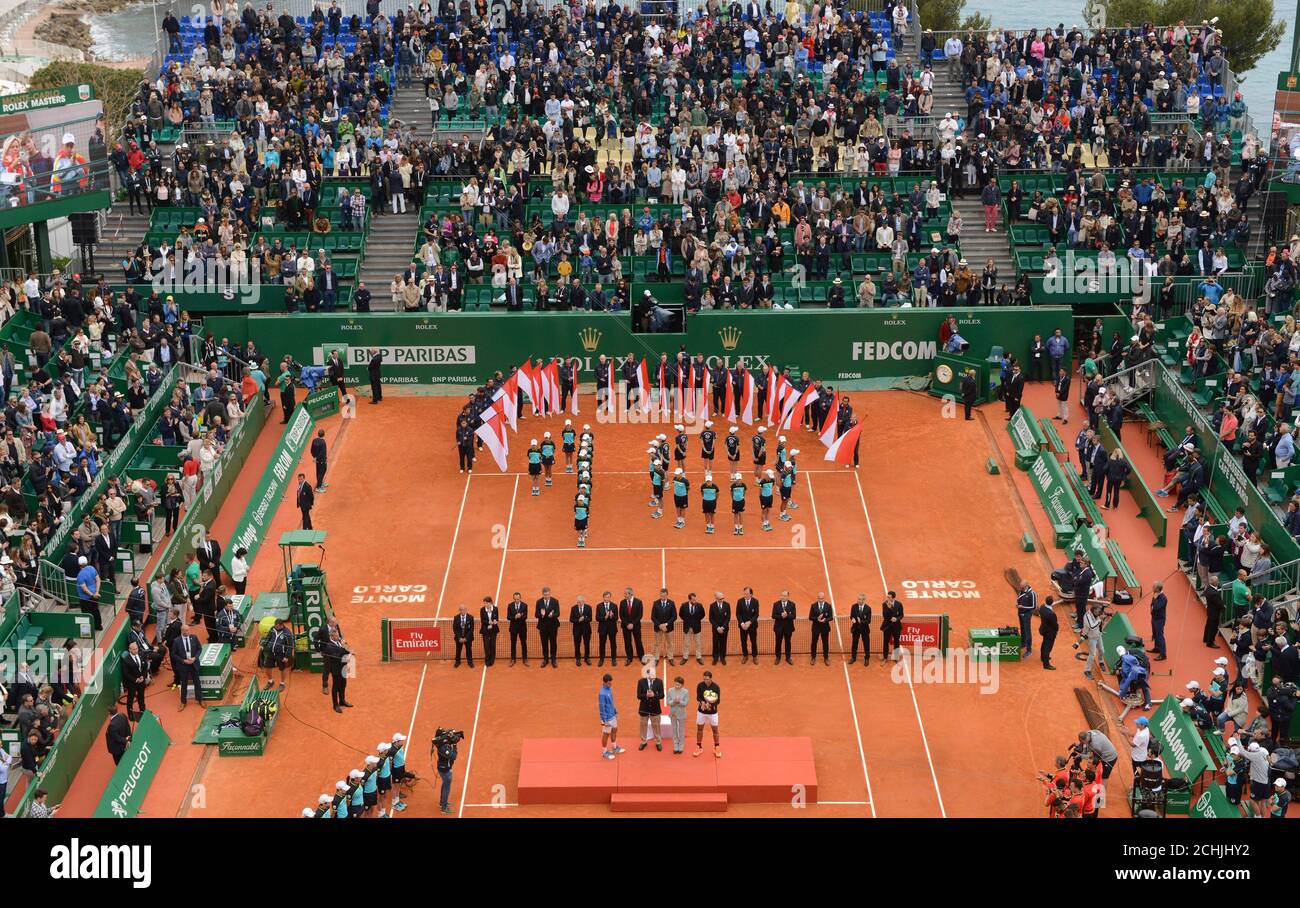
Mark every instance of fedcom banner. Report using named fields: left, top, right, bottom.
left=206, top=308, right=1071, bottom=387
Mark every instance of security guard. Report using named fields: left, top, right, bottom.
left=809, top=593, right=833, bottom=664
left=1038, top=594, right=1059, bottom=670
left=771, top=591, right=796, bottom=664
left=507, top=592, right=530, bottom=665
left=849, top=593, right=872, bottom=665
left=961, top=368, right=978, bottom=420
left=708, top=592, right=732, bottom=665
left=881, top=591, right=904, bottom=660
left=736, top=586, right=760, bottom=664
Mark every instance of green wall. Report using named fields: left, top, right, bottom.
left=204, top=307, right=1074, bottom=388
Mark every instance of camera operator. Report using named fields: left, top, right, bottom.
left=1081, top=602, right=1107, bottom=680
left=433, top=728, right=463, bottom=816
left=1074, top=729, right=1119, bottom=780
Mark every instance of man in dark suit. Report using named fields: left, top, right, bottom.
left=1149, top=582, right=1167, bottom=660
left=678, top=593, right=704, bottom=665
left=322, top=631, right=352, bottom=712
left=296, top=472, right=315, bottom=530
left=479, top=597, right=499, bottom=667
left=1004, top=363, right=1025, bottom=418
left=506, top=593, right=529, bottom=665
left=504, top=278, right=524, bottom=312
left=121, top=641, right=148, bottom=718
left=105, top=704, right=131, bottom=765
left=771, top=592, right=796, bottom=664
left=736, top=586, right=760, bottom=664
left=636, top=671, right=665, bottom=751
left=368, top=348, right=383, bottom=404
left=170, top=628, right=202, bottom=709
left=708, top=593, right=731, bottom=665
left=94, top=524, right=116, bottom=584
left=849, top=593, right=872, bottom=665
left=619, top=587, right=645, bottom=665
left=192, top=569, right=218, bottom=642
left=310, top=429, right=329, bottom=493
left=569, top=595, right=592, bottom=665
left=809, top=593, right=833, bottom=664
left=196, top=537, right=223, bottom=587
left=881, top=591, right=904, bottom=660
left=960, top=369, right=977, bottom=420
left=1203, top=576, right=1224, bottom=648
left=452, top=603, right=475, bottom=667
left=596, top=592, right=619, bottom=666
left=1038, top=595, right=1059, bottom=670
left=650, top=589, right=676, bottom=665
left=535, top=587, right=561, bottom=668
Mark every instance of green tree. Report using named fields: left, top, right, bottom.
left=916, top=0, right=990, bottom=33
left=28, top=61, right=144, bottom=145
left=1101, top=0, right=1284, bottom=75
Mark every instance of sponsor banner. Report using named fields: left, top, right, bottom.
left=1189, top=783, right=1240, bottom=819
left=1150, top=694, right=1215, bottom=782
left=203, top=308, right=1072, bottom=387
left=0, top=84, right=94, bottom=115
left=1007, top=406, right=1046, bottom=457
left=1025, top=450, right=1088, bottom=547
left=92, top=711, right=171, bottom=818
left=389, top=622, right=442, bottom=659
left=898, top=616, right=943, bottom=651
left=226, top=405, right=316, bottom=574
left=303, top=387, right=341, bottom=420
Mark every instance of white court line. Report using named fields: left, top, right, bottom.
left=475, top=469, right=855, bottom=476
left=403, top=663, right=427, bottom=782
left=804, top=474, right=875, bottom=818
left=462, top=802, right=520, bottom=808
left=661, top=548, right=667, bottom=589
left=433, top=473, right=473, bottom=620
left=458, top=475, right=518, bottom=819
left=817, top=800, right=873, bottom=805
left=509, top=545, right=824, bottom=553
left=852, top=471, right=946, bottom=818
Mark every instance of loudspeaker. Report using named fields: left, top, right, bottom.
left=70, top=212, right=99, bottom=245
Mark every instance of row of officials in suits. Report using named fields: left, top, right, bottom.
left=446, top=589, right=907, bottom=667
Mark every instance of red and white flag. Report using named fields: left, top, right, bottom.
left=818, top=392, right=841, bottom=447
left=535, top=363, right=553, bottom=416
left=767, top=369, right=791, bottom=425
left=516, top=359, right=535, bottom=414
left=602, top=359, right=616, bottom=414
left=739, top=370, right=756, bottom=425
left=723, top=370, right=737, bottom=422
left=493, top=373, right=519, bottom=432
left=475, top=409, right=510, bottom=471
left=658, top=360, right=669, bottom=415
left=684, top=365, right=695, bottom=419
left=781, top=386, right=819, bottom=431
left=636, top=358, right=652, bottom=412
left=482, top=391, right=512, bottom=435
left=550, top=362, right=565, bottom=414
left=825, top=420, right=865, bottom=465
left=701, top=368, right=710, bottom=419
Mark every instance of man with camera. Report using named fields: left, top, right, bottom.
left=1081, top=602, right=1106, bottom=681
left=433, top=728, right=463, bottom=816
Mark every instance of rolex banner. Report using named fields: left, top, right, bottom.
left=93, top=711, right=171, bottom=818
left=203, top=308, right=1072, bottom=389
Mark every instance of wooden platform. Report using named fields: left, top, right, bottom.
left=517, top=737, right=817, bottom=806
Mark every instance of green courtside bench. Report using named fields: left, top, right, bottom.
left=1106, top=539, right=1141, bottom=597
left=196, top=677, right=281, bottom=756
left=1039, top=418, right=1067, bottom=456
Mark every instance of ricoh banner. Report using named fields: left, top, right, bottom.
left=205, top=308, right=1070, bottom=387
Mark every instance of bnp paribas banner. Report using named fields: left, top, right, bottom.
left=206, top=307, right=1072, bottom=388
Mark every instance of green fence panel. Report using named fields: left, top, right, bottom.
left=1098, top=423, right=1167, bottom=547
left=224, top=403, right=316, bottom=576
left=92, top=710, right=170, bottom=818
left=202, top=307, right=1075, bottom=389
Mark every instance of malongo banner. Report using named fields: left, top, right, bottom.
left=1150, top=694, right=1216, bottom=783
left=203, top=308, right=1072, bottom=388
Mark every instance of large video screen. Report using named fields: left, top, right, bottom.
left=0, top=94, right=109, bottom=216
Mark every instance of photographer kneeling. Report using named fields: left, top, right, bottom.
left=433, top=728, right=464, bottom=816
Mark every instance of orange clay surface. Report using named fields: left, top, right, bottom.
left=48, top=380, right=1233, bottom=818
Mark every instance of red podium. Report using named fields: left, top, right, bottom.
left=518, top=737, right=817, bottom=812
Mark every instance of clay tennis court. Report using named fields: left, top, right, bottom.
left=58, top=386, right=1158, bottom=818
